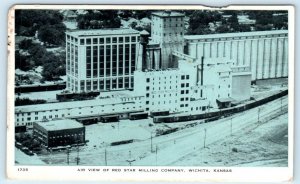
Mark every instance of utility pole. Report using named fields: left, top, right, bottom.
left=150, top=134, right=153, bottom=153
left=203, top=128, right=207, bottom=148
left=258, top=108, right=261, bottom=123
left=104, top=148, right=107, bottom=166
left=230, top=117, right=233, bottom=136
left=66, top=146, right=70, bottom=165
left=155, top=145, right=158, bottom=166
left=126, top=150, right=135, bottom=166
left=75, top=143, right=80, bottom=165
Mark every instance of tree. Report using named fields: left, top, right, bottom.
left=15, top=10, right=65, bottom=37
left=216, top=25, right=231, bottom=33
left=187, top=10, right=222, bottom=35
left=19, top=39, right=33, bottom=50
left=41, top=53, right=65, bottom=80
left=38, top=23, right=66, bottom=46
left=77, top=10, right=121, bottom=29
left=15, top=51, right=32, bottom=71
left=27, top=44, right=47, bottom=66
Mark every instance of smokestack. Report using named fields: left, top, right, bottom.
left=140, top=30, right=150, bottom=71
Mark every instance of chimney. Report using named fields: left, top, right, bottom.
left=140, top=30, right=150, bottom=71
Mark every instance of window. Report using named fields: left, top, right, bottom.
left=185, top=90, right=189, bottom=94
left=27, top=112, right=31, bottom=115
left=146, top=78, right=150, bottom=82
left=93, top=38, right=98, bottom=44
left=180, top=98, right=184, bottom=101
left=80, top=39, right=84, bottom=45
left=146, top=86, right=150, bottom=91
left=181, top=83, right=185, bottom=87
left=228, top=85, right=231, bottom=88
left=27, top=117, right=31, bottom=121
left=181, top=90, right=184, bottom=94
left=146, top=93, right=150, bottom=97
left=35, top=112, right=38, bottom=115
left=186, top=83, right=189, bottom=87
left=186, top=75, right=189, bottom=79
left=181, top=75, right=185, bottom=80
left=132, top=36, right=136, bottom=42
left=86, top=39, right=91, bottom=44
left=100, top=38, right=104, bottom=44
left=35, top=117, right=38, bottom=120
left=146, top=101, right=149, bottom=105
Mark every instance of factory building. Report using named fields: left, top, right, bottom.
left=134, top=69, right=190, bottom=113
left=151, top=11, right=185, bottom=69
left=66, top=28, right=140, bottom=93
left=15, top=91, right=144, bottom=130
left=33, top=119, right=85, bottom=148
left=184, top=30, right=288, bottom=81
left=15, top=10, right=287, bottom=133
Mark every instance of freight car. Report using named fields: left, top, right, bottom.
left=153, top=89, right=288, bottom=123
left=129, top=112, right=148, bottom=120
left=76, top=117, right=99, bottom=125
left=100, top=115, right=119, bottom=123
left=56, top=91, right=100, bottom=102
left=110, top=139, right=133, bottom=146
left=150, top=111, right=169, bottom=117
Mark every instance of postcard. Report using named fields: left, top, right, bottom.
left=7, top=4, right=294, bottom=182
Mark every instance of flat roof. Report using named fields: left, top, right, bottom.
left=15, top=91, right=143, bottom=113
left=217, top=98, right=234, bottom=103
left=36, top=119, right=83, bottom=131
left=152, top=11, right=184, bottom=17
left=66, top=28, right=140, bottom=37
left=184, top=30, right=288, bottom=40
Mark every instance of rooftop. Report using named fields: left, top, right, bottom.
left=152, top=11, right=184, bottom=17
left=184, top=30, right=288, bottom=40
left=36, top=119, right=83, bottom=131
left=15, top=91, right=143, bottom=113
left=66, top=28, right=140, bottom=37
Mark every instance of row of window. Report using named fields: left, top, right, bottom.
left=158, top=24, right=183, bottom=28
left=79, top=77, right=133, bottom=91
left=66, top=36, right=140, bottom=45
left=153, top=16, right=184, bottom=22
left=146, top=93, right=178, bottom=98
left=180, top=104, right=189, bottom=107
left=146, top=100, right=177, bottom=105
left=146, top=85, right=178, bottom=91
left=16, top=112, right=38, bottom=117
left=191, top=106, right=207, bottom=111
left=146, top=75, right=178, bottom=82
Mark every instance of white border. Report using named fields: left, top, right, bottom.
left=6, top=4, right=295, bottom=182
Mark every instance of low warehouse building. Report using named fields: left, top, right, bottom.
left=33, top=119, right=85, bottom=148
